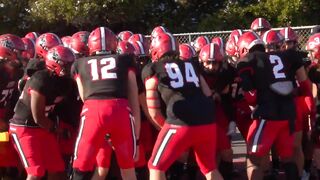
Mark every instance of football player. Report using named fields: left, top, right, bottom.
left=71, top=27, right=140, bottom=180
left=237, top=31, right=308, bottom=180
left=0, top=45, right=24, bottom=179
left=9, top=45, right=75, bottom=180
left=199, top=43, right=236, bottom=180
left=143, top=32, right=223, bottom=180
left=280, top=27, right=314, bottom=178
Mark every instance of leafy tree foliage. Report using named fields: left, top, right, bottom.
left=0, top=0, right=319, bottom=36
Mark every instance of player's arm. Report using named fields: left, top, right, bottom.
left=139, top=92, right=158, bottom=128
left=75, top=77, right=84, bottom=102
left=30, top=90, right=55, bottom=131
left=145, top=76, right=165, bottom=129
left=127, top=70, right=141, bottom=140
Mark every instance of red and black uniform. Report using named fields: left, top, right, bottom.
left=0, top=66, right=23, bottom=168
left=135, top=63, right=157, bottom=168
left=142, top=58, right=217, bottom=175
left=202, top=62, right=236, bottom=151
left=53, top=80, right=82, bottom=156
left=9, top=69, right=72, bottom=177
left=237, top=49, right=305, bottom=158
left=18, top=58, right=46, bottom=92
left=71, top=54, right=137, bottom=171
left=228, top=67, right=253, bottom=139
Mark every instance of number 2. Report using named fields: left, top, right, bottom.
left=269, top=55, right=286, bottom=79
left=88, top=57, right=117, bottom=80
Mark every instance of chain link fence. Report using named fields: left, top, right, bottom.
left=172, top=25, right=318, bottom=49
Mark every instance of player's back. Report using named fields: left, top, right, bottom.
left=238, top=49, right=306, bottom=120
left=143, top=58, right=215, bottom=126
left=72, top=54, right=136, bottom=100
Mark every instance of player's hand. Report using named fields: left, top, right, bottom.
left=227, top=121, right=237, bottom=136
left=134, top=145, right=140, bottom=162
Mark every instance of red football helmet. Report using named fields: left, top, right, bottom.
left=35, top=33, right=62, bottom=58
left=262, top=30, right=284, bottom=51
left=0, top=34, right=25, bottom=51
left=88, top=27, right=117, bottom=56
left=117, top=31, right=133, bottom=41
left=193, top=36, right=210, bottom=52
left=131, top=41, right=148, bottom=56
left=149, top=32, right=178, bottom=61
left=226, top=36, right=238, bottom=57
left=70, top=31, right=90, bottom=57
left=225, top=36, right=240, bottom=65
left=199, top=43, right=224, bottom=63
left=306, top=33, right=320, bottom=60
left=21, top=38, right=36, bottom=60
left=128, top=34, right=145, bottom=43
left=229, top=29, right=243, bottom=39
left=250, top=17, right=271, bottom=31
left=45, top=45, right=76, bottom=76
left=237, top=31, right=265, bottom=58
left=0, top=46, right=17, bottom=62
left=279, top=27, right=298, bottom=42
left=25, top=32, right=40, bottom=42
left=179, top=43, right=196, bottom=61
left=61, top=36, right=72, bottom=48
left=117, top=41, right=135, bottom=54
left=151, top=26, right=169, bottom=39
left=211, top=37, right=225, bottom=56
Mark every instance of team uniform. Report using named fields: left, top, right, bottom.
left=202, top=62, right=236, bottom=151
left=54, top=80, right=82, bottom=156
left=143, top=58, right=217, bottom=175
left=71, top=54, right=137, bottom=171
left=9, top=69, right=72, bottom=177
left=0, top=67, right=23, bottom=168
left=228, top=69, right=253, bottom=139
left=135, top=64, right=157, bottom=168
left=237, top=49, right=306, bottom=158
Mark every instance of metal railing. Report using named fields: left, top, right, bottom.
left=171, top=25, right=318, bottom=49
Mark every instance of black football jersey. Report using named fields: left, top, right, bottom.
left=202, top=62, right=237, bottom=122
left=71, top=54, right=136, bottom=100
left=53, top=79, right=82, bottom=127
left=0, top=66, right=23, bottom=109
left=237, top=49, right=305, bottom=121
left=142, top=58, right=215, bottom=126
left=10, top=70, right=72, bottom=127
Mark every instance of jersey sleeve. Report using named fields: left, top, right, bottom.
left=286, top=49, right=307, bottom=71
left=308, top=64, right=320, bottom=83
left=119, top=54, right=137, bottom=74
left=141, top=62, right=155, bottom=83
left=237, top=54, right=255, bottom=91
left=28, top=70, right=50, bottom=96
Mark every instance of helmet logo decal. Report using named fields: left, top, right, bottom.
left=0, top=38, right=14, bottom=50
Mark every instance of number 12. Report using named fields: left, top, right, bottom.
left=88, top=57, right=117, bottom=80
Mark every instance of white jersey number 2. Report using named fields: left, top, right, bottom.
left=165, top=62, right=199, bottom=88
left=269, top=55, right=286, bottom=79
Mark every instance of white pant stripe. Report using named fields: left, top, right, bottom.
left=11, top=133, right=29, bottom=168
left=152, top=129, right=177, bottom=166
left=251, top=119, right=266, bottom=153
left=74, top=116, right=86, bottom=160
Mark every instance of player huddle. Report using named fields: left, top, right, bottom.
left=0, top=17, right=320, bottom=180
